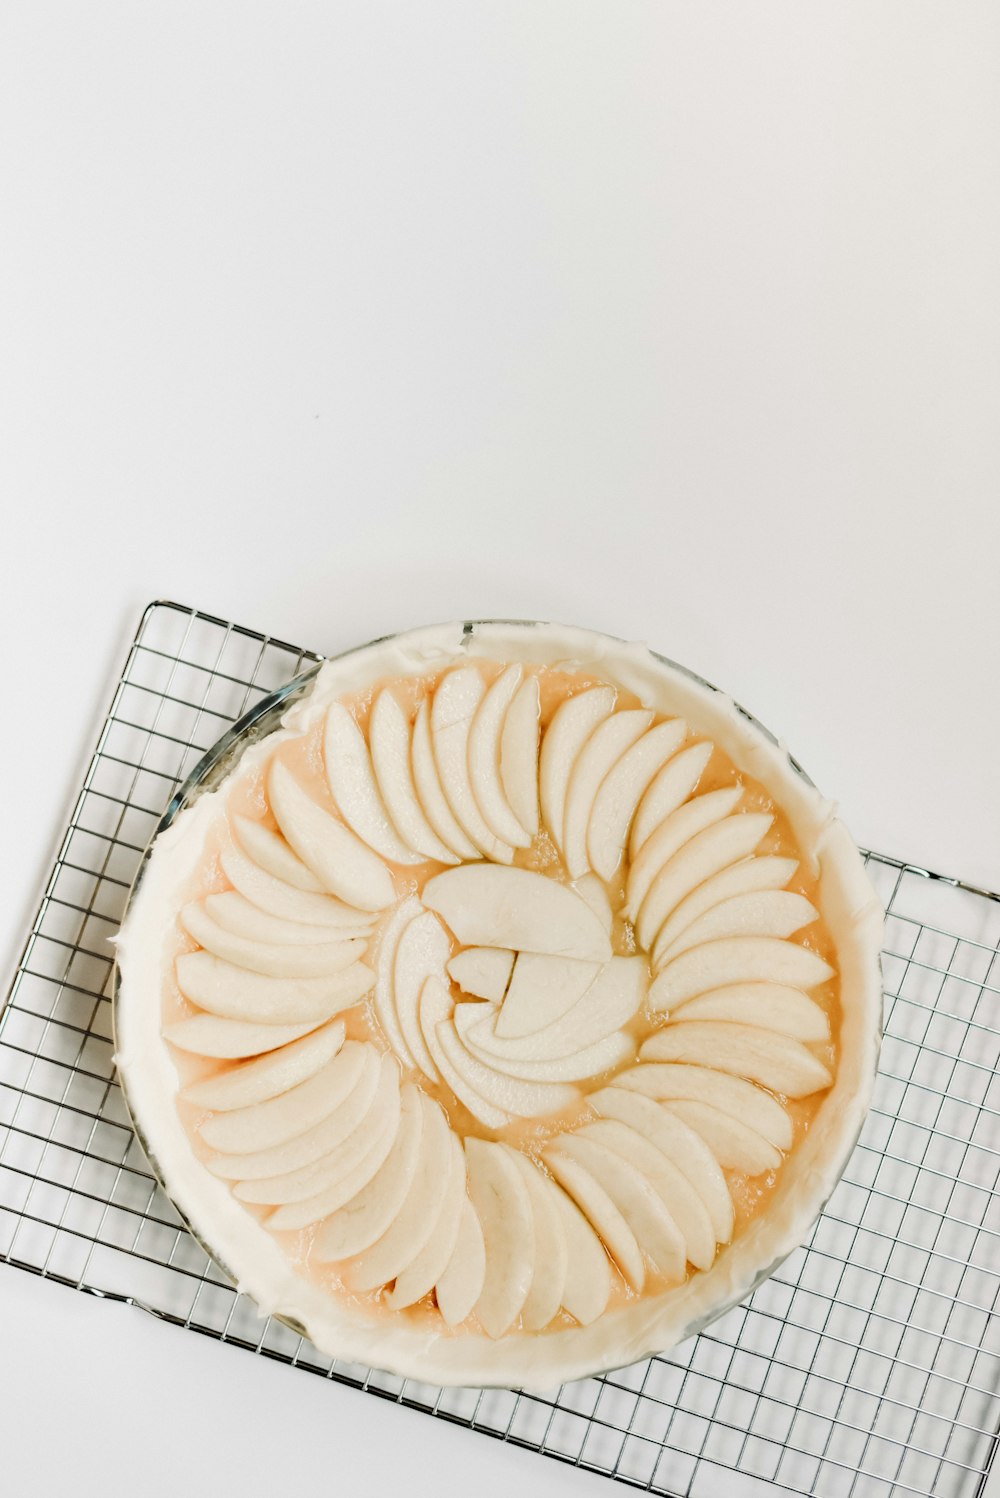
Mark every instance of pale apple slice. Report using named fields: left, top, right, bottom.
left=314, top=1083, right=424, bottom=1261
left=587, top=719, right=688, bottom=879
left=411, top=697, right=481, bottom=860
left=206, top=890, right=374, bottom=946
left=458, top=1007, right=633, bottom=1082
left=467, top=664, right=533, bottom=848
left=233, top=816, right=325, bottom=891
left=199, top=1049, right=367, bottom=1154
left=164, top=1013, right=321, bottom=1059
left=502, top=1146, right=567, bottom=1331
left=180, top=902, right=366, bottom=979
left=436, top=1020, right=579, bottom=1119
left=269, top=761, right=396, bottom=911
left=588, top=1086, right=734, bottom=1243
left=544, top=1145, right=645, bottom=1291
left=347, top=1096, right=453, bottom=1290
left=651, top=856, right=798, bottom=965
left=422, top=865, right=611, bottom=962
left=649, top=937, right=836, bottom=1010
left=374, top=897, right=421, bottom=1065
left=551, top=1185, right=612, bottom=1326
left=571, top=874, right=614, bottom=936
left=636, top=812, right=773, bottom=952
left=495, top=951, right=601, bottom=1039
left=630, top=740, right=715, bottom=857
left=562, top=709, right=654, bottom=879
left=447, top=947, right=515, bottom=1002
left=578, top=1118, right=716, bottom=1270
left=235, top=1055, right=401, bottom=1204
left=393, top=909, right=451, bottom=1078
left=553, top=1132, right=686, bottom=1283
left=471, top=956, right=646, bottom=1063
left=206, top=1044, right=378, bottom=1179
left=385, top=1132, right=466, bottom=1309
left=323, top=701, right=424, bottom=865
left=663, top=1100, right=781, bottom=1175
left=267, top=1103, right=403, bottom=1231
left=626, top=786, right=744, bottom=921
left=538, top=686, right=616, bottom=853
left=431, top=668, right=514, bottom=862
left=368, top=690, right=460, bottom=864
left=418, top=978, right=510, bottom=1129
left=220, top=847, right=366, bottom=928
left=616, top=1061, right=793, bottom=1151
left=176, top=951, right=374, bottom=1026
left=435, top=1196, right=487, bottom=1327
left=674, top=984, right=830, bottom=1042
left=500, top=675, right=541, bottom=839
left=656, top=890, right=818, bottom=965
left=180, top=1018, right=346, bottom=1110
left=466, top=1138, right=534, bottom=1338
left=641, top=1020, right=833, bottom=1097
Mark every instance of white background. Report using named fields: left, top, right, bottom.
left=1, top=5, right=998, bottom=1495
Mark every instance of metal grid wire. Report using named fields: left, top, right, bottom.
left=2, top=599, right=999, bottom=1498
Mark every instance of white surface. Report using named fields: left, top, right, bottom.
left=1, top=4, right=998, bottom=1495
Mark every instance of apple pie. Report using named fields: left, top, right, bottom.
left=114, top=621, right=882, bottom=1388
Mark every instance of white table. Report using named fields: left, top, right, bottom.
left=2, top=5, right=998, bottom=1495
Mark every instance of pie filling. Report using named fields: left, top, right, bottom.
left=155, top=659, right=839, bottom=1341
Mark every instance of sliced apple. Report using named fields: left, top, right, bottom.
left=656, top=890, right=818, bottom=966
left=544, top=1146, right=645, bottom=1291
left=431, top=668, right=514, bottom=862
left=412, top=697, right=480, bottom=858
left=422, top=865, right=611, bottom=961
left=495, top=951, right=601, bottom=1039
left=630, top=740, right=715, bottom=858
left=651, top=856, right=798, bottom=965
left=502, top=1146, right=567, bottom=1331
left=164, top=1014, right=321, bottom=1059
left=538, top=686, right=616, bottom=853
left=626, top=786, right=743, bottom=922
left=562, top=709, right=653, bottom=879
left=347, top=1095, right=453, bottom=1290
left=368, top=689, right=460, bottom=864
left=176, top=951, right=374, bottom=1026
left=435, top=1196, right=487, bottom=1327
left=578, top=1118, right=716, bottom=1270
left=269, top=761, right=396, bottom=911
left=205, top=890, right=373, bottom=946
left=663, top=1100, right=781, bottom=1175
left=465, top=1138, right=534, bottom=1338
left=314, top=1083, right=424, bottom=1261
left=385, top=1132, right=466, bottom=1309
left=640, top=1020, right=833, bottom=1096
left=374, top=897, right=421, bottom=1065
left=447, top=947, right=514, bottom=1002
left=435, top=1020, right=579, bottom=1119
left=233, top=816, right=324, bottom=891
left=235, top=1055, right=401, bottom=1204
left=553, top=1132, right=685, bottom=1283
left=649, top=936, right=836, bottom=1010
left=419, top=978, right=510, bottom=1130
left=199, top=1048, right=368, bottom=1155
left=636, top=812, right=773, bottom=952
left=468, top=664, right=533, bottom=847
left=323, top=701, right=424, bottom=865
left=180, top=1017, right=346, bottom=1110
left=470, top=956, right=646, bottom=1062
left=571, top=874, right=614, bottom=936
left=673, top=983, right=830, bottom=1042
left=393, top=909, right=451, bottom=1079
left=180, top=902, right=366, bottom=979
left=458, top=1007, right=633, bottom=1082
left=267, top=1103, right=402, bottom=1231
left=220, top=846, right=365, bottom=928
left=587, top=719, right=688, bottom=879
left=616, top=1061, right=793, bottom=1151
left=204, top=1043, right=377, bottom=1178
left=551, top=1186, right=611, bottom=1326
left=588, top=1086, right=734, bottom=1244
left=500, top=675, right=541, bottom=839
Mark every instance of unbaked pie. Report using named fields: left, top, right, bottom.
left=115, top=622, right=882, bottom=1388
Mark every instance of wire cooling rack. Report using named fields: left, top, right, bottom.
left=2, top=600, right=998, bottom=1498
